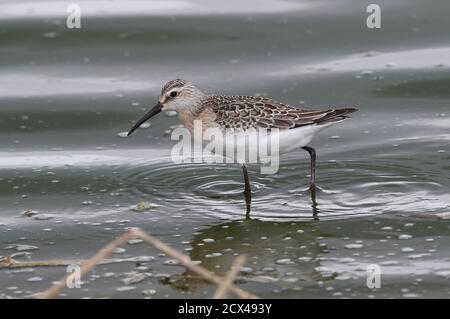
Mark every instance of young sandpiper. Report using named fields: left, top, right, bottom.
left=127, top=79, right=357, bottom=211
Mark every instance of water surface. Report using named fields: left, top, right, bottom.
left=1, top=0, right=450, bottom=298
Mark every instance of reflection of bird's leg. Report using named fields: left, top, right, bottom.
left=302, top=146, right=319, bottom=219
left=302, top=146, right=316, bottom=190
left=310, top=185, right=319, bottom=220
left=242, top=164, right=252, bottom=195
left=241, top=164, right=252, bottom=218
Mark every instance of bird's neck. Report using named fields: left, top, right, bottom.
left=177, top=94, right=209, bottom=133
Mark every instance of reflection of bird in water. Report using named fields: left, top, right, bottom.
left=162, top=219, right=335, bottom=293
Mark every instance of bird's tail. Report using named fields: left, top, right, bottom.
left=315, top=108, right=359, bottom=125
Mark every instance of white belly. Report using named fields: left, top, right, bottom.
left=196, top=124, right=329, bottom=164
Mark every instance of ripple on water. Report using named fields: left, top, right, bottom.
left=111, top=155, right=449, bottom=221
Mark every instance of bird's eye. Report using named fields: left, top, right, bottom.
left=170, top=91, right=177, bottom=98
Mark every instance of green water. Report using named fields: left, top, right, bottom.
left=0, top=0, right=450, bottom=298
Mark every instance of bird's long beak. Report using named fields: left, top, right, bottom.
left=127, top=102, right=163, bottom=136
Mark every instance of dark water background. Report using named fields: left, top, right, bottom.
left=0, top=0, right=450, bottom=298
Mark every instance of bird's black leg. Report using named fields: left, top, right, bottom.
left=241, top=164, right=252, bottom=218
left=301, top=146, right=316, bottom=190
left=302, top=146, right=319, bottom=219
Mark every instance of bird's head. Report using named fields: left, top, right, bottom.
left=127, top=79, right=204, bottom=136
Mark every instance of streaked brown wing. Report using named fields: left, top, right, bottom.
left=205, top=95, right=357, bottom=130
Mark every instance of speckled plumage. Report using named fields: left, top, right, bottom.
left=194, top=94, right=357, bottom=131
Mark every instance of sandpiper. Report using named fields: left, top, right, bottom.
left=128, top=79, right=357, bottom=213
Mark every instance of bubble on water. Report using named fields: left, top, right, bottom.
left=122, top=272, right=153, bottom=285
left=401, top=247, right=414, bottom=252
left=330, top=135, right=340, bottom=139
left=399, top=234, right=413, bottom=240
left=43, top=228, right=52, bottom=232
left=114, top=248, right=126, bottom=254
left=34, top=214, right=54, bottom=220
left=202, top=238, right=215, bottom=243
left=240, top=266, right=254, bottom=273
left=127, top=239, right=143, bottom=245
left=407, top=253, right=430, bottom=259
left=436, top=212, right=450, bottom=219
left=82, top=201, right=94, bottom=205
left=164, top=110, right=177, bottom=117
left=436, top=270, right=450, bottom=278
left=9, top=244, right=39, bottom=251
left=282, top=277, right=299, bottom=283
left=275, top=258, right=294, bottom=265
left=360, top=70, right=373, bottom=76
left=344, top=244, right=364, bottom=249
left=335, top=274, right=351, bottom=281
left=42, top=32, right=57, bottom=38
left=142, top=289, right=157, bottom=297
left=405, top=223, right=414, bottom=227
left=117, top=132, right=129, bottom=138
left=27, top=277, right=43, bottom=282
left=139, top=122, right=151, bottom=129
left=116, top=286, right=135, bottom=292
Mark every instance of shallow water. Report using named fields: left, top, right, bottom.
left=1, top=0, right=450, bottom=298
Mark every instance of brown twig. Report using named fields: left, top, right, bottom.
left=38, top=230, right=136, bottom=299
left=0, top=256, right=79, bottom=269
left=39, top=228, right=257, bottom=299
left=213, top=255, right=246, bottom=299
left=132, top=229, right=257, bottom=299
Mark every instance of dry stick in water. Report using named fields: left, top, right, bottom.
left=0, top=256, right=79, bottom=269
left=39, top=230, right=136, bottom=299
left=213, top=255, right=246, bottom=299
left=39, top=228, right=257, bottom=299
left=132, top=229, right=257, bottom=299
